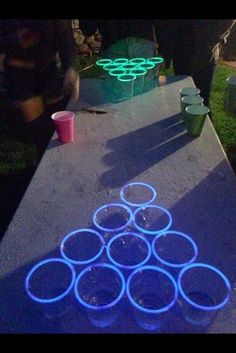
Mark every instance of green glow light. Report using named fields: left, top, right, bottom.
left=103, top=63, right=120, bottom=71
left=147, top=57, right=164, bottom=65
left=130, top=68, right=147, bottom=76
left=120, top=63, right=138, bottom=70
left=109, top=68, right=127, bottom=76
left=96, top=59, right=112, bottom=66
left=113, top=58, right=129, bottom=64
left=138, top=62, right=155, bottom=70
left=118, top=73, right=136, bottom=82
left=130, top=58, right=146, bottom=65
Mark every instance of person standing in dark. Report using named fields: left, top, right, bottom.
left=0, top=19, right=79, bottom=152
left=79, top=19, right=158, bottom=58
left=156, top=19, right=236, bottom=110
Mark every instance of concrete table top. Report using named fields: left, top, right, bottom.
left=0, top=76, right=236, bottom=333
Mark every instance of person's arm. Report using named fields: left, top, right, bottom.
left=56, top=20, right=80, bottom=101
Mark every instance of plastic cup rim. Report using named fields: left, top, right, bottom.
left=25, top=258, right=76, bottom=304
left=93, top=202, right=132, bottom=232
left=74, top=263, right=126, bottom=310
left=138, top=62, right=155, bottom=69
left=133, top=205, right=172, bottom=235
left=151, top=230, right=198, bottom=268
left=185, top=104, right=210, bottom=115
left=109, top=68, right=126, bottom=76
left=130, top=58, right=147, bottom=64
left=130, top=68, right=147, bottom=76
left=126, top=265, right=178, bottom=314
left=96, top=59, right=113, bottom=66
left=181, top=95, right=204, bottom=104
left=60, top=228, right=105, bottom=265
left=117, top=73, right=136, bottom=82
left=106, top=231, right=152, bottom=269
left=147, top=57, right=164, bottom=64
left=113, top=58, right=129, bottom=64
left=180, top=87, right=201, bottom=95
left=51, top=111, right=74, bottom=121
left=177, top=262, right=232, bottom=311
left=120, top=182, right=157, bottom=207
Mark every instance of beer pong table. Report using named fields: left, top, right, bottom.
left=0, top=76, right=236, bottom=333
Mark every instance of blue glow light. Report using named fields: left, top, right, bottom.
left=178, top=263, right=232, bottom=311
left=152, top=231, right=198, bottom=268
left=120, top=182, right=157, bottom=207
left=60, top=228, right=105, bottom=265
left=93, top=203, right=132, bottom=232
left=25, top=258, right=76, bottom=304
left=106, top=232, right=152, bottom=269
left=133, top=205, right=172, bottom=235
left=126, top=265, right=178, bottom=314
left=74, top=263, right=125, bottom=310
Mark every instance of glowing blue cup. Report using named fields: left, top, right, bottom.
left=120, top=182, right=157, bottom=210
left=133, top=205, right=172, bottom=236
left=152, top=231, right=198, bottom=271
left=178, top=263, right=232, bottom=327
left=93, top=203, right=132, bottom=239
left=60, top=228, right=105, bottom=267
left=106, top=232, right=151, bottom=270
left=126, top=265, right=178, bottom=331
left=74, top=263, right=125, bottom=327
left=25, top=258, right=76, bottom=319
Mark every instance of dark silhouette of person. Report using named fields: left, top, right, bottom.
left=79, top=19, right=158, bottom=58
left=0, top=19, right=79, bottom=153
left=156, top=19, right=236, bottom=110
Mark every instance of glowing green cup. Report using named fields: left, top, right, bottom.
left=147, top=57, right=164, bottom=77
left=130, top=67, right=147, bottom=95
left=113, top=58, right=129, bottom=65
left=130, top=58, right=146, bottom=65
left=117, top=73, right=136, bottom=100
left=138, top=62, right=156, bottom=91
left=96, top=59, right=113, bottom=67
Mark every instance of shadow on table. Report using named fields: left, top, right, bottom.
left=0, top=160, right=235, bottom=333
left=163, top=159, right=236, bottom=333
left=100, top=113, right=191, bottom=188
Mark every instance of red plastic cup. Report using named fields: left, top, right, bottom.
left=51, top=111, right=75, bottom=143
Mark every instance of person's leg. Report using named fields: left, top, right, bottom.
left=191, top=62, right=216, bottom=109
left=172, top=21, right=195, bottom=76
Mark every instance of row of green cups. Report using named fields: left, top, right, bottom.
left=96, top=57, right=164, bottom=68
left=96, top=57, right=164, bottom=98
left=180, top=87, right=210, bottom=138
left=96, top=57, right=164, bottom=80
